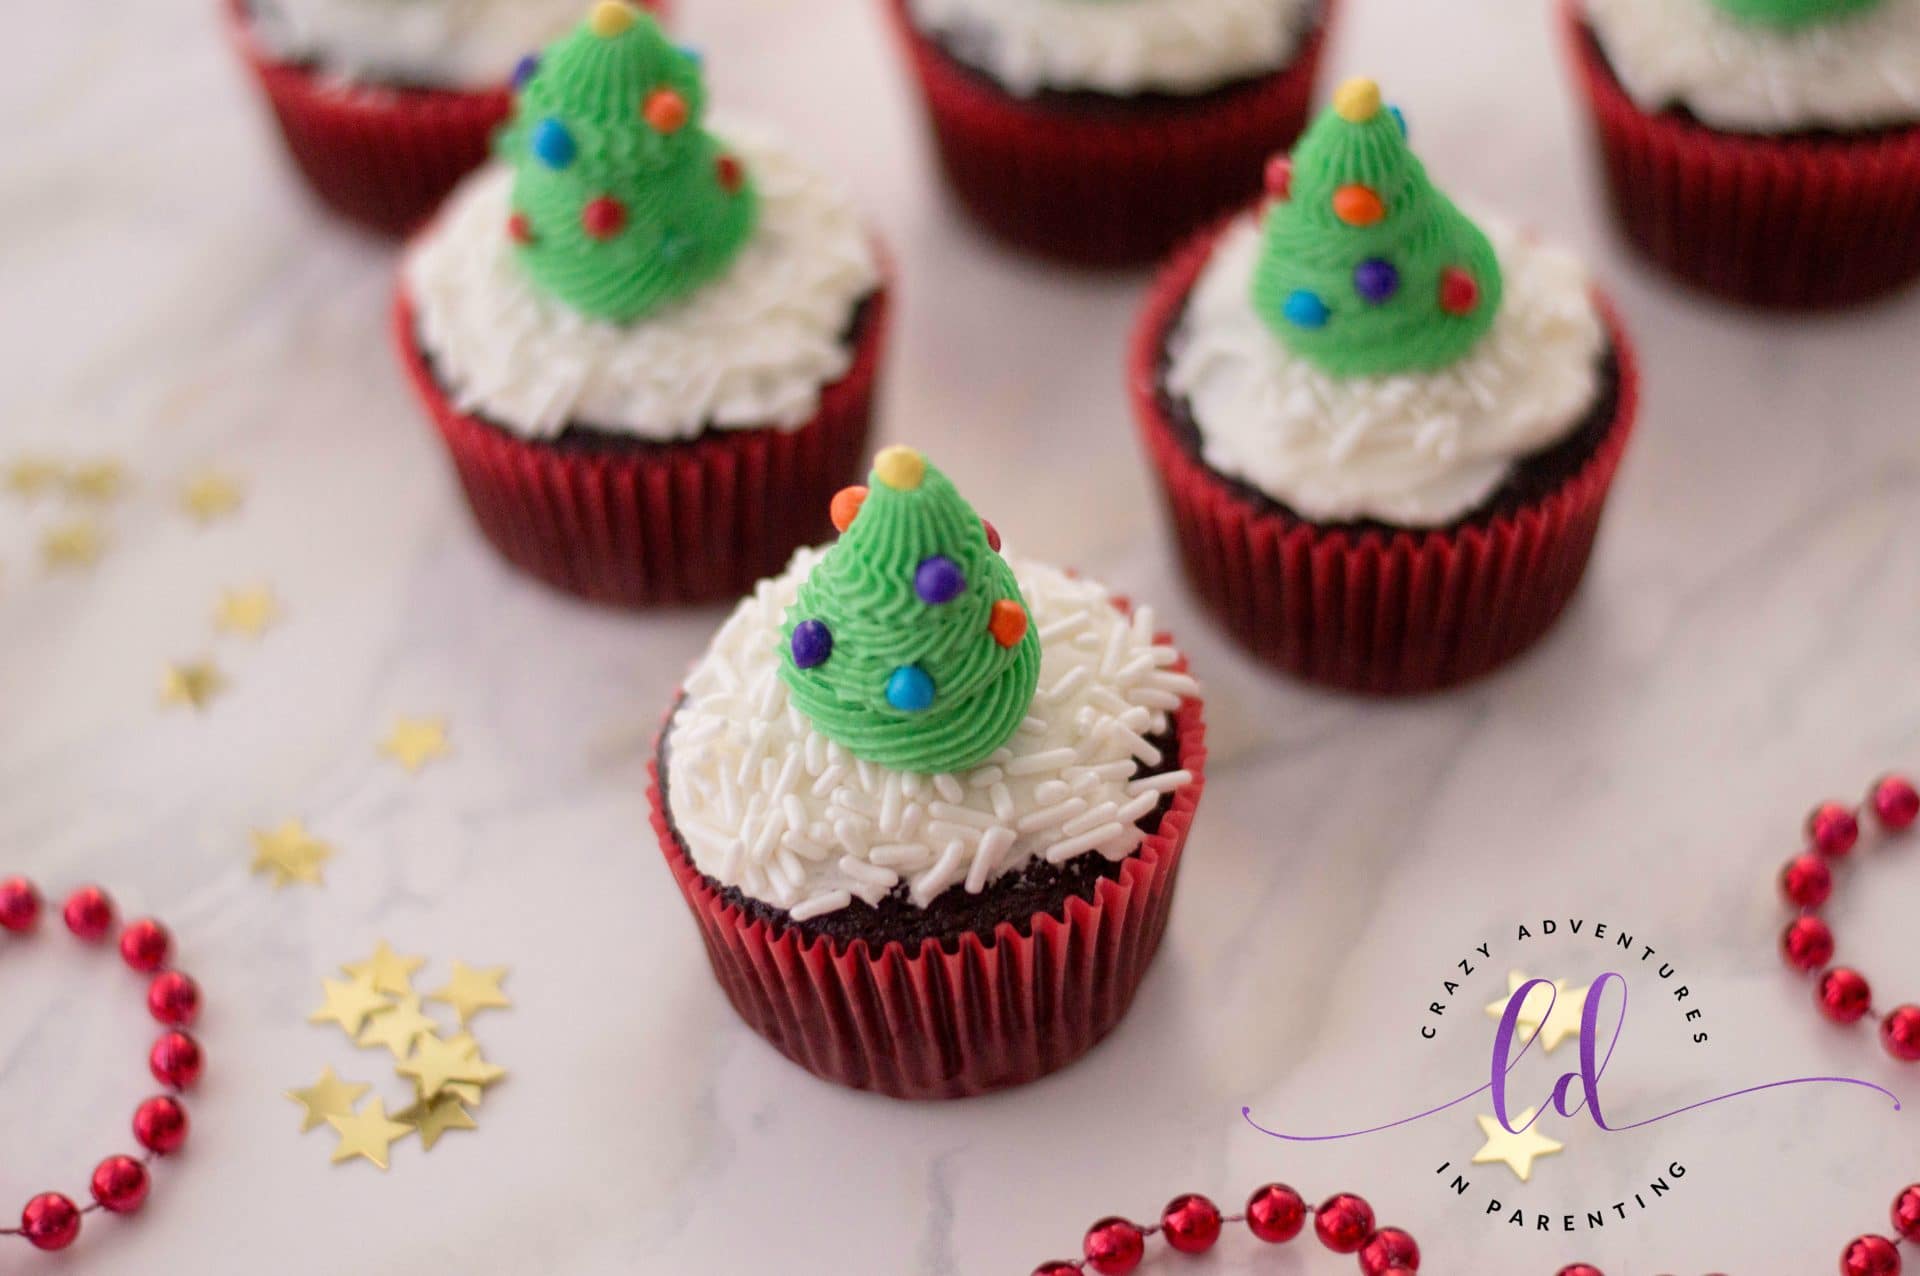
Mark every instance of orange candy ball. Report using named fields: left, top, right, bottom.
left=830, top=486, right=867, bottom=533
left=988, top=599, right=1028, bottom=649
left=644, top=88, right=688, bottom=133
left=1332, top=184, right=1385, bottom=227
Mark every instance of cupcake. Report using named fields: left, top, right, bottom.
left=229, top=0, right=662, bottom=233
left=1130, top=79, right=1640, bottom=695
left=650, top=446, right=1206, bottom=1098
left=394, top=2, right=889, bottom=607
left=882, top=0, right=1336, bottom=266
left=1563, top=0, right=1920, bottom=308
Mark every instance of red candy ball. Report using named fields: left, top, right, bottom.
left=1810, top=801, right=1861, bottom=857
left=133, top=1095, right=189, bottom=1156
left=1781, top=854, right=1833, bottom=908
left=1245, top=1183, right=1307, bottom=1243
left=1893, top=1184, right=1920, bottom=1241
left=1314, top=1192, right=1376, bottom=1253
left=1841, top=1235, right=1901, bottom=1276
left=507, top=212, right=534, bottom=245
left=1874, top=775, right=1920, bottom=830
left=1160, top=1194, right=1221, bottom=1255
left=982, top=518, right=1001, bottom=553
left=1082, top=1217, right=1144, bottom=1276
left=581, top=196, right=627, bottom=240
left=119, top=917, right=172, bottom=972
left=1818, top=968, right=1873, bottom=1024
left=1882, top=1005, right=1920, bottom=1062
left=150, top=1030, right=204, bottom=1089
left=91, top=1155, right=151, bottom=1214
left=1264, top=155, right=1294, bottom=200
left=0, top=875, right=40, bottom=932
left=62, top=885, right=115, bottom=942
left=20, top=1192, right=81, bottom=1251
left=715, top=154, right=745, bottom=194
left=1360, top=1226, right=1421, bottom=1274
left=1783, top=916, right=1835, bottom=971
left=1439, top=267, right=1480, bottom=316
left=148, top=970, right=201, bottom=1026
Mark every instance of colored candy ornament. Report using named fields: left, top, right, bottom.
left=780, top=447, right=1041, bottom=774
left=1709, top=0, right=1884, bottom=28
left=1251, top=78, right=1503, bottom=377
left=502, top=1, right=756, bottom=322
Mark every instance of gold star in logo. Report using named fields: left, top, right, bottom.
left=4, top=456, right=63, bottom=499
left=397, top=1032, right=498, bottom=1100
left=213, top=586, right=280, bottom=638
left=1485, top=970, right=1588, bottom=1054
left=358, top=994, right=437, bottom=1060
left=309, top=974, right=391, bottom=1038
left=64, top=459, right=127, bottom=503
left=1472, top=1107, right=1565, bottom=1182
left=41, top=519, right=104, bottom=570
left=396, top=1092, right=478, bottom=1152
left=250, top=819, right=334, bottom=888
left=426, top=962, right=510, bottom=1026
left=380, top=716, right=451, bottom=774
left=342, top=940, right=426, bottom=996
left=160, top=660, right=225, bottom=711
left=326, top=1098, right=412, bottom=1170
left=180, top=470, right=243, bottom=523
left=286, top=1067, right=371, bottom=1133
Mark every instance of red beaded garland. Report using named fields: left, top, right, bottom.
left=62, top=885, right=114, bottom=942
left=1082, top=1217, right=1144, bottom=1276
left=133, top=1096, right=189, bottom=1156
left=1894, top=1184, right=1920, bottom=1241
left=1360, top=1226, right=1421, bottom=1274
left=1873, top=775, right=1919, bottom=830
left=119, top=917, right=171, bottom=972
left=18, top=1194, right=81, bottom=1252
left=1818, top=968, right=1874, bottom=1024
left=1245, top=1182, right=1307, bottom=1243
left=0, top=876, right=40, bottom=932
left=1159, top=1194, right=1220, bottom=1255
left=1314, top=1192, right=1376, bottom=1254
left=1783, top=915, right=1836, bottom=970
left=1882, top=1006, right=1920, bottom=1062
left=147, top=970, right=201, bottom=1026
left=90, top=1157, right=150, bottom=1214
left=149, top=1030, right=204, bottom=1090
left=1810, top=802, right=1861, bottom=857
left=1841, top=1235, right=1901, bottom=1276
left=1781, top=853, right=1833, bottom=908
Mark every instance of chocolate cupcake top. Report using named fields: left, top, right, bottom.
left=1584, top=0, right=1920, bottom=133
left=908, top=0, right=1318, bottom=97
left=250, top=0, right=584, bottom=89
left=405, top=2, right=879, bottom=438
left=1166, top=79, right=1604, bottom=528
left=665, top=448, right=1199, bottom=922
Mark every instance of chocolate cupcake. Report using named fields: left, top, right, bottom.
left=1131, top=79, right=1640, bottom=694
left=650, top=446, right=1207, bottom=1098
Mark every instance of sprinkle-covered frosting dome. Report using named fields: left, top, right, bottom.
left=780, top=448, right=1041, bottom=775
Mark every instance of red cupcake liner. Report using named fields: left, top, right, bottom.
left=1560, top=0, right=1920, bottom=310
left=881, top=0, right=1335, bottom=267
left=649, top=620, right=1207, bottom=1101
left=1129, top=218, right=1641, bottom=696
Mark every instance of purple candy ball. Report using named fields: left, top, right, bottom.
left=790, top=619, right=832, bottom=669
left=1354, top=257, right=1400, bottom=304
left=914, top=555, right=965, bottom=605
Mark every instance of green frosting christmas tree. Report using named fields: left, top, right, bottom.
left=499, top=1, right=757, bottom=323
left=780, top=447, right=1041, bottom=776
left=1709, top=0, right=1881, bottom=25
left=1251, top=78, right=1502, bottom=379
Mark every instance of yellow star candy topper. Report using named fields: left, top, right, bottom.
left=1485, top=970, right=1588, bottom=1054
left=285, top=1067, right=371, bottom=1134
left=1472, top=1106, right=1565, bottom=1182
left=426, top=961, right=510, bottom=1025
left=249, top=820, right=334, bottom=888
left=326, top=1099, right=413, bottom=1170
left=379, top=716, right=451, bottom=774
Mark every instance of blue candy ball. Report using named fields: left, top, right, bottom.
left=913, top=555, right=965, bottom=605
left=885, top=665, right=935, bottom=713
left=510, top=54, right=540, bottom=89
left=1388, top=104, right=1408, bottom=138
left=1283, top=289, right=1331, bottom=330
left=531, top=118, right=576, bottom=169
left=790, top=620, right=832, bottom=670
left=1354, top=258, right=1401, bottom=304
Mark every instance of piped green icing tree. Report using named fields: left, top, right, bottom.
left=780, top=446, right=1041, bottom=776
left=1251, top=77, right=1502, bottom=379
left=499, top=0, right=756, bottom=322
left=1710, top=0, right=1882, bottom=26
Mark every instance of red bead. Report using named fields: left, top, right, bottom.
left=133, top=1095, right=189, bottom=1155
left=1030, top=1265, right=1078, bottom=1276
left=1439, top=267, right=1480, bottom=316
left=1841, top=1235, right=1901, bottom=1276
left=119, top=917, right=171, bottom=972
left=507, top=212, right=534, bottom=245
left=1360, top=1227, right=1421, bottom=1274
left=1817, top=967, right=1873, bottom=1024
left=1245, top=1183, right=1307, bottom=1243
left=150, top=1029, right=204, bottom=1089
left=1160, top=1194, right=1221, bottom=1255
left=581, top=196, right=627, bottom=240
left=1082, top=1217, right=1144, bottom=1275
left=716, top=154, right=745, bottom=194
left=1782, top=916, right=1835, bottom=971
left=1893, top=1184, right=1920, bottom=1241
left=1780, top=854, right=1833, bottom=908
left=148, top=969, right=201, bottom=1026
left=982, top=518, right=1001, bottom=553
left=1810, top=801, right=1861, bottom=857
left=1314, top=1192, right=1376, bottom=1254
left=1557, top=1268, right=1606, bottom=1276
left=1264, top=154, right=1294, bottom=200
left=20, top=1192, right=81, bottom=1251
left=1873, top=775, right=1920, bottom=830
left=62, top=884, right=115, bottom=941
left=0, top=875, right=40, bottom=932
left=1882, top=1005, right=1920, bottom=1062
left=91, top=1155, right=150, bottom=1214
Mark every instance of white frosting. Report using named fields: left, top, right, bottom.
left=405, top=126, right=880, bottom=440
left=1584, top=0, right=1920, bottom=132
left=906, top=0, right=1314, bottom=96
left=249, top=0, right=581, bottom=89
left=664, top=551, right=1200, bottom=921
left=1165, top=214, right=1606, bottom=528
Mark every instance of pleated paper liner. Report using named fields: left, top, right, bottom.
left=649, top=627, right=1207, bottom=1101
left=1559, top=0, right=1920, bottom=310
left=1129, top=219, right=1641, bottom=696
left=881, top=0, right=1335, bottom=268
left=391, top=273, right=888, bottom=609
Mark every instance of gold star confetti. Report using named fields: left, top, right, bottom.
left=380, top=716, right=451, bottom=774
left=396, top=1032, right=497, bottom=1100
left=64, top=459, right=127, bottom=503
left=41, top=519, right=104, bottom=570
left=326, top=1098, right=412, bottom=1170
left=426, top=962, right=510, bottom=1025
left=358, top=994, right=437, bottom=1060
left=160, top=660, right=225, bottom=711
left=425, top=1033, right=491, bottom=1105
left=1484, top=971, right=1588, bottom=1054
left=180, top=470, right=244, bottom=523
left=396, top=1092, right=477, bottom=1152
left=286, top=1067, right=371, bottom=1133
left=1472, top=1107, right=1565, bottom=1182
left=213, top=586, right=280, bottom=638
left=309, top=974, right=391, bottom=1038
left=250, top=820, right=334, bottom=888
left=4, top=456, right=63, bottom=499
left=343, top=941, right=426, bottom=996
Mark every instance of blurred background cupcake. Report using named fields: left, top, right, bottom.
left=651, top=447, right=1206, bottom=1099
left=881, top=0, right=1336, bottom=266
left=1131, top=79, right=1639, bottom=695
left=1562, top=0, right=1920, bottom=309
left=230, top=0, right=666, bottom=233
left=394, top=2, right=888, bottom=608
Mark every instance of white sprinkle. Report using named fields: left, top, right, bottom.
left=1006, top=747, right=1078, bottom=776
left=989, top=782, right=1015, bottom=823
left=879, top=775, right=903, bottom=837
left=810, top=764, right=846, bottom=797
left=966, top=827, right=1016, bottom=893
left=1128, top=769, right=1192, bottom=795
left=789, top=891, right=853, bottom=921
left=912, top=841, right=966, bottom=906
left=838, top=856, right=899, bottom=890
left=1017, top=797, right=1087, bottom=834
left=1063, top=801, right=1119, bottom=837
left=719, top=840, right=744, bottom=881
left=1045, top=822, right=1125, bottom=864
left=1116, top=792, right=1160, bottom=825
left=967, top=766, right=1004, bottom=788
left=780, top=794, right=808, bottom=834
left=1042, top=665, right=1090, bottom=704
left=1017, top=716, right=1048, bottom=736
left=1034, top=780, right=1071, bottom=805
left=925, top=820, right=985, bottom=845
left=1038, top=611, right=1088, bottom=643
left=928, top=802, right=994, bottom=829
left=933, top=773, right=964, bottom=804
left=833, top=818, right=865, bottom=858
left=870, top=843, right=934, bottom=869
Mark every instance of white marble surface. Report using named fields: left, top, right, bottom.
left=3, top=2, right=1918, bottom=1272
